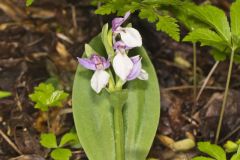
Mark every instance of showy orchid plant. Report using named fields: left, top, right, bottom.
left=72, top=12, right=160, bottom=160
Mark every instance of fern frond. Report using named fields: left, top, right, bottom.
left=156, top=16, right=180, bottom=41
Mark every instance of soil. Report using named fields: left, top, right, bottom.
left=0, top=0, right=239, bottom=160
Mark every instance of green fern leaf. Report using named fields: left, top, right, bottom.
left=95, top=3, right=117, bottom=15
left=156, top=15, right=180, bottom=41
left=143, top=0, right=181, bottom=5
left=139, top=8, right=158, bottom=23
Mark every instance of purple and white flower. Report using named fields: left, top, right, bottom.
left=113, top=41, right=148, bottom=82
left=112, top=12, right=142, bottom=48
left=77, top=55, right=110, bottom=93
left=127, top=55, right=148, bottom=81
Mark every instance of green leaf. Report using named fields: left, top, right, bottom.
left=232, top=35, right=240, bottom=50
left=192, top=157, right=215, bottom=160
left=72, top=35, right=160, bottom=160
left=143, top=0, right=181, bottom=5
left=40, top=133, right=58, bottom=149
left=119, top=2, right=140, bottom=15
left=189, top=5, right=231, bottom=44
left=210, top=49, right=227, bottom=61
left=85, top=44, right=98, bottom=57
left=139, top=8, right=158, bottom=23
left=156, top=15, right=180, bottom=41
left=173, top=2, right=209, bottom=31
left=59, top=132, right=81, bottom=148
left=183, top=28, right=226, bottom=50
left=26, top=0, right=34, bottom=6
left=0, top=91, right=11, bottom=99
left=224, top=140, right=238, bottom=153
left=50, top=148, right=72, bottom=160
left=101, top=24, right=115, bottom=58
left=231, top=145, right=240, bottom=160
left=29, top=83, right=68, bottom=111
left=230, top=0, right=240, bottom=38
left=95, top=3, right=117, bottom=15
left=197, top=142, right=226, bottom=160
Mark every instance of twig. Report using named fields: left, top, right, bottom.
left=0, top=129, right=22, bottom=155
left=192, top=43, right=197, bottom=113
left=71, top=5, right=78, bottom=33
left=196, top=61, right=219, bottom=101
left=162, top=85, right=224, bottom=92
left=219, top=124, right=240, bottom=144
left=59, top=108, right=73, bottom=116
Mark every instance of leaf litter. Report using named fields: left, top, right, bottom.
left=0, top=0, right=240, bottom=160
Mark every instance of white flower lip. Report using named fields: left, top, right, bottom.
left=91, top=70, right=110, bottom=93
left=119, top=27, right=142, bottom=48
left=77, top=55, right=110, bottom=93
left=113, top=51, right=134, bottom=81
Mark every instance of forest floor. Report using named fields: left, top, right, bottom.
left=0, top=0, right=240, bottom=159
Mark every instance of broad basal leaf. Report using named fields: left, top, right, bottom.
left=156, top=15, right=180, bottom=41
left=72, top=36, right=160, bottom=160
left=189, top=5, right=231, bottom=44
left=230, top=0, right=240, bottom=38
left=197, top=142, right=226, bottom=160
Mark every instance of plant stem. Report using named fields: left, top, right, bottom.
left=215, top=49, right=235, bottom=144
left=196, top=61, right=219, bottom=101
left=114, top=104, right=125, bottom=160
left=192, top=43, right=197, bottom=113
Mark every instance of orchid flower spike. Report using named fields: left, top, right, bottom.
left=112, top=11, right=142, bottom=48
left=77, top=54, right=110, bottom=93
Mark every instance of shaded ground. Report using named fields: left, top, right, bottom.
left=0, top=0, right=240, bottom=159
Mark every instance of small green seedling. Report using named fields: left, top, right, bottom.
left=40, top=131, right=81, bottom=160
left=193, top=141, right=240, bottom=160
left=0, top=90, right=11, bottom=99
left=192, top=141, right=240, bottom=160
left=193, top=142, right=227, bottom=160
left=224, top=140, right=240, bottom=160
left=29, top=82, right=68, bottom=111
